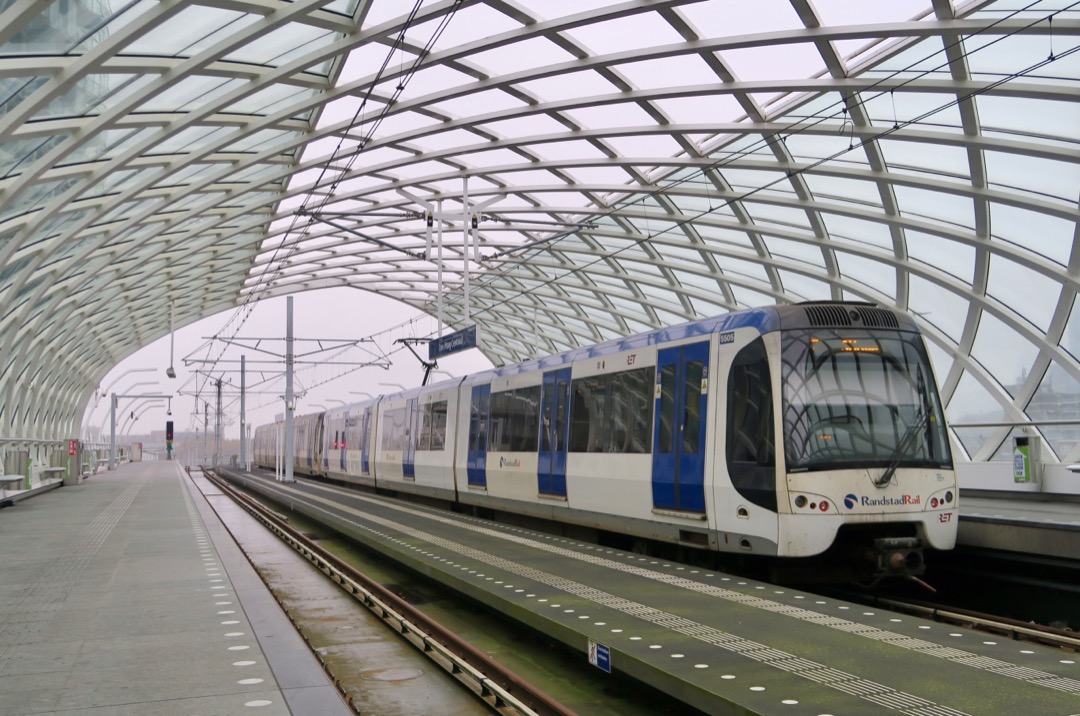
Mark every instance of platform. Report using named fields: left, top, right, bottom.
left=958, top=492, right=1080, bottom=560
left=221, top=469, right=1080, bottom=716
left=0, top=461, right=350, bottom=716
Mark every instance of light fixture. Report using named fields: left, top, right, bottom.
left=166, top=301, right=176, bottom=379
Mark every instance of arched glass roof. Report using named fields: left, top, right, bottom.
left=0, top=0, right=1078, bottom=465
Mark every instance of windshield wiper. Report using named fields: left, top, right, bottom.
left=874, top=366, right=930, bottom=488
left=874, top=408, right=927, bottom=487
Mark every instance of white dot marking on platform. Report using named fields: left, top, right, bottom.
left=233, top=661, right=256, bottom=666
left=244, top=700, right=272, bottom=707
left=228, top=645, right=250, bottom=651
left=238, top=678, right=264, bottom=685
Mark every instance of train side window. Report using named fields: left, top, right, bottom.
left=726, top=337, right=777, bottom=511
left=683, top=360, right=703, bottom=453
left=658, top=364, right=676, bottom=453
left=429, top=400, right=447, bottom=451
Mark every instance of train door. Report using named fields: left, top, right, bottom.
left=361, top=407, right=372, bottom=474
left=466, top=384, right=490, bottom=488
left=403, top=398, right=419, bottom=478
left=538, top=368, right=571, bottom=497
left=652, top=341, right=709, bottom=513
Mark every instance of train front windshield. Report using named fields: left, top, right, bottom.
left=781, top=329, right=951, bottom=472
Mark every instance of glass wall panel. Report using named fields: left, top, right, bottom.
left=970, top=311, right=1039, bottom=397
left=1062, top=294, right=1080, bottom=363
left=986, top=254, right=1058, bottom=333
left=948, top=371, right=1008, bottom=458
left=1027, top=362, right=1080, bottom=461
left=907, top=275, right=969, bottom=342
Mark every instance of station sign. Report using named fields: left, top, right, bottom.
left=429, top=325, right=480, bottom=361
left=68, top=439, right=78, bottom=456
left=588, top=640, right=611, bottom=673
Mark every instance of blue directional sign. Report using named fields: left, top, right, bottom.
left=429, top=325, right=480, bottom=360
left=588, top=640, right=612, bottom=673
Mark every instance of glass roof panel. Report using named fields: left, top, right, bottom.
left=776, top=269, right=829, bottom=300
left=122, top=6, right=252, bottom=56
left=905, top=229, right=975, bottom=283
left=562, top=11, right=685, bottom=55
left=517, top=71, right=623, bottom=104
left=878, top=138, right=971, bottom=179
left=469, top=36, right=577, bottom=77
left=989, top=203, right=1074, bottom=266
left=894, top=185, right=975, bottom=230
left=223, top=23, right=336, bottom=66
left=614, top=54, right=722, bottom=91
left=984, top=151, right=1080, bottom=207
left=835, top=251, right=896, bottom=299
left=977, top=95, right=1080, bottom=142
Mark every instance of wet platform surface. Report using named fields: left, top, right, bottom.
left=0, top=461, right=350, bottom=715
left=221, top=469, right=1080, bottom=716
left=958, top=493, right=1080, bottom=560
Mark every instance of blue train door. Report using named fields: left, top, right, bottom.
left=360, top=407, right=372, bottom=474
left=538, top=368, right=571, bottom=497
left=403, top=398, right=418, bottom=478
left=467, top=385, right=490, bottom=488
left=652, top=342, right=709, bottom=513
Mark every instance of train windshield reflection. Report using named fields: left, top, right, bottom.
left=781, top=329, right=952, bottom=472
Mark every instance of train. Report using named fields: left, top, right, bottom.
left=253, top=301, right=957, bottom=581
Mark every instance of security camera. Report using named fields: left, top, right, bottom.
left=166, top=366, right=176, bottom=379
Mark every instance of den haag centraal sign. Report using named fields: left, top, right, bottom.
left=429, top=325, right=480, bottom=360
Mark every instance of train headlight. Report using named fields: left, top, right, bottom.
left=925, top=487, right=955, bottom=510
left=792, top=493, right=831, bottom=512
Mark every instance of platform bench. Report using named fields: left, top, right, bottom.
left=40, top=467, right=66, bottom=481
left=0, top=475, right=24, bottom=493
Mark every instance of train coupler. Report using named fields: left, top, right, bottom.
left=874, top=537, right=924, bottom=577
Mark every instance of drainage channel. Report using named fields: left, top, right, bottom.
left=201, top=468, right=577, bottom=716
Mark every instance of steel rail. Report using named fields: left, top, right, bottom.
left=202, top=468, right=578, bottom=716
left=871, top=596, right=1080, bottom=651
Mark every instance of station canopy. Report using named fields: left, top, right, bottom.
left=0, top=0, right=1078, bottom=463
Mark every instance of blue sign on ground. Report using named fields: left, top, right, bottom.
left=588, top=640, right=612, bottom=673
left=429, top=325, right=480, bottom=360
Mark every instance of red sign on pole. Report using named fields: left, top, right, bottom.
left=68, top=439, right=78, bottom=456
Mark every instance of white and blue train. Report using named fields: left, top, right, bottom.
left=254, top=302, right=957, bottom=580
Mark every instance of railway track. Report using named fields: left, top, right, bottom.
left=864, top=595, right=1080, bottom=652
left=202, top=468, right=578, bottom=716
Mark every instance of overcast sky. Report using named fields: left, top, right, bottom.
left=85, top=286, right=492, bottom=445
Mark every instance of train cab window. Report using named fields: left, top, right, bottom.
left=726, top=337, right=777, bottom=511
